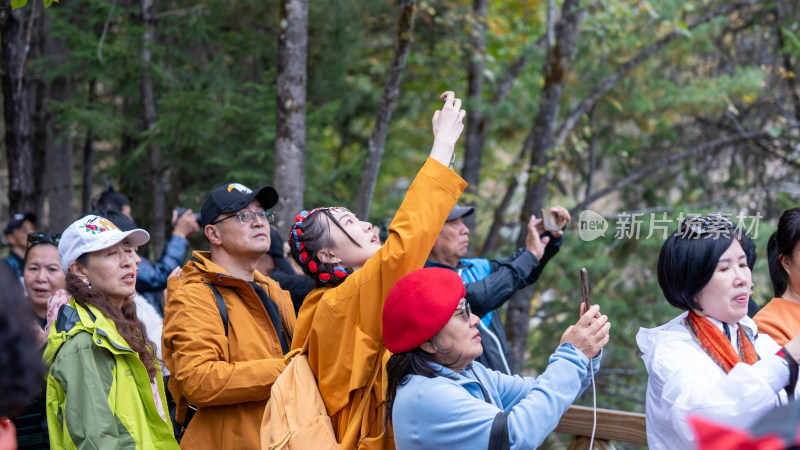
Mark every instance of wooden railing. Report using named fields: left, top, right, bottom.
left=555, top=405, right=647, bottom=449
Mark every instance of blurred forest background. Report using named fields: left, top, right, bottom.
left=2, top=0, right=799, bottom=443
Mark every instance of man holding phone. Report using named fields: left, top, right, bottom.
left=424, top=204, right=570, bottom=374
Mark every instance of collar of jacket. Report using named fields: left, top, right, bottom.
left=44, top=297, right=135, bottom=365
left=638, top=310, right=761, bottom=354
left=418, top=361, right=495, bottom=405
left=181, top=250, right=272, bottom=289
left=424, top=258, right=472, bottom=272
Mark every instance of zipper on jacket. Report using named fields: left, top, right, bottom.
left=477, top=320, right=512, bottom=375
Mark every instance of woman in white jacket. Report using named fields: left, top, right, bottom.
left=637, top=213, right=800, bottom=449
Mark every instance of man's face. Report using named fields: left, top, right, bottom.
left=433, top=217, right=470, bottom=260
left=213, top=200, right=271, bottom=258
left=7, top=220, right=35, bottom=254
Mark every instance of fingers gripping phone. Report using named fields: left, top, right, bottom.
left=541, top=208, right=561, bottom=232
left=580, top=268, right=591, bottom=313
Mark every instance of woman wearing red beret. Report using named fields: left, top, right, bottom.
left=384, top=267, right=610, bottom=449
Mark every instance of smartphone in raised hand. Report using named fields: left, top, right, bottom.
left=541, top=208, right=561, bottom=232
left=580, top=268, right=591, bottom=313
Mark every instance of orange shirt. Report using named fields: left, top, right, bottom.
left=754, top=297, right=800, bottom=346
left=291, top=158, right=466, bottom=449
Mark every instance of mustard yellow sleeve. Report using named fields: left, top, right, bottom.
left=307, top=158, right=466, bottom=416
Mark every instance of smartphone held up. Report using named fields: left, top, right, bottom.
left=580, top=268, right=591, bottom=313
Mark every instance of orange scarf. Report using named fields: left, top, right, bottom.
left=684, top=310, right=759, bottom=373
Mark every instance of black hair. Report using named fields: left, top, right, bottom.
left=742, top=231, right=756, bottom=269
left=288, top=208, right=358, bottom=287
left=384, top=348, right=452, bottom=428
left=0, top=261, right=45, bottom=417
left=23, top=237, right=59, bottom=266
left=92, top=189, right=131, bottom=213
left=657, top=225, right=749, bottom=311
left=767, top=208, right=800, bottom=298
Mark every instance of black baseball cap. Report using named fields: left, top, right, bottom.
left=446, top=205, right=475, bottom=221
left=200, top=183, right=279, bottom=227
left=4, top=213, right=36, bottom=235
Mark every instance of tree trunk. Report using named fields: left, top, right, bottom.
left=43, top=17, right=74, bottom=232
left=274, top=0, right=308, bottom=234
left=355, top=0, right=417, bottom=220
left=82, top=80, right=97, bottom=214
left=141, top=0, right=166, bottom=257
left=1, top=1, right=36, bottom=215
left=30, top=0, right=47, bottom=225
left=505, top=0, right=586, bottom=374
left=775, top=0, right=800, bottom=123
left=480, top=133, right=532, bottom=257
left=460, top=0, right=487, bottom=236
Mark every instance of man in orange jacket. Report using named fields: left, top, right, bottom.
left=162, top=183, right=295, bottom=449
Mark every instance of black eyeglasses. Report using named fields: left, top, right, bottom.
left=211, top=210, right=275, bottom=225
left=454, top=301, right=472, bottom=322
left=678, top=212, right=735, bottom=238
left=27, top=232, right=61, bottom=248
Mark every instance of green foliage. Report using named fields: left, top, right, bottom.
left=10, top=0, right=57, bottom=8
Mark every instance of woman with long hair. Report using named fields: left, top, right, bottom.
left=637, top=213, right=800, bottom=449
left=755, top=207, right=800, bottom=345
left=383, top=268, right=608, bottom=449
left=44, top=215, right=179, bottom=449
left=272, top=92, right=466, bottom=449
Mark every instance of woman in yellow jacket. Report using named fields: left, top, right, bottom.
left=281, top=92, right=467, bottom=449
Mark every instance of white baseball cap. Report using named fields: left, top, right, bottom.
left=59, top=215, right=150, bottom=273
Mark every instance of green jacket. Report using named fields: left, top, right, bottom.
left=44, top=298, right=179, bottom=449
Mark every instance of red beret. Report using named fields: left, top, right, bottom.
left=382, top=268, right=466, bottom=353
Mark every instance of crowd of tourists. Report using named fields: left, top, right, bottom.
left=1, top=92, right=799, bottom=450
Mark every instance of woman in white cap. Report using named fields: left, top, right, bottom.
left=43, top=215, right=179, bottom=449
left=383, top=267, right=610, bottom=449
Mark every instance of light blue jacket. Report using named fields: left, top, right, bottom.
left=392, top=344, right=600, bottom=449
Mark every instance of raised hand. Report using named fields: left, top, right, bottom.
left=525, top=216, right=549, bottom=260
left=430, top=91, right=467, bottom=167
left=560, top=304, right=611, bottom=359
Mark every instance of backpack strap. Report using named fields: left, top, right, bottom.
left=340, top=345, right=386, bottom=446
left=488, top=412, right=510, bottom=450
left=290, top=335, right=384, bottom=446
left=204, top=283, right=228, bottom=336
